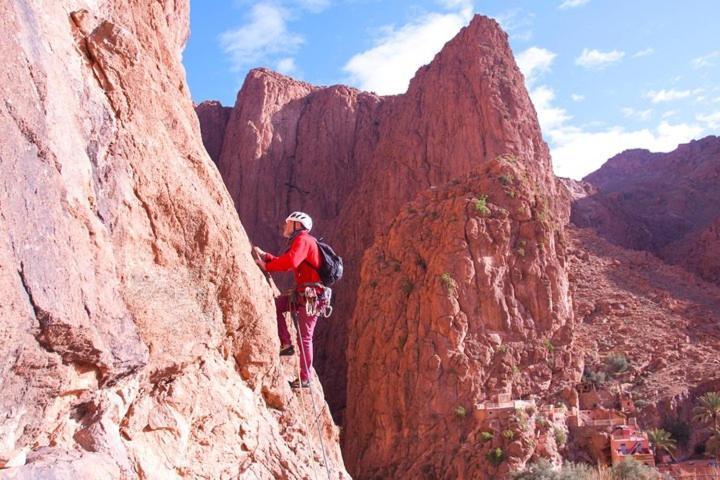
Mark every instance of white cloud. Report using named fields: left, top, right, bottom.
left=697, top=112, right=720, bottom=129
left=662, top=110, right=677, bottom=119
left=293, top=0, right=331, bottom=13
left=494, top=8, right=534, bottom=41
left=693, top=50, right=720, bottom=69
left=575, top=48, right=625, bottom=69
left=571, top=93, right=585, bottom=102
left=526, top=82, right=703, bottom=179
left=632, top=48, right=654, bottom=58
left=645, top=89, right=692, bottom=103
left=516, top=47, right=556, bottom=86
left=551, top=122, right=704, bottom=179
left=276, top=57, right=298, bottom=74
left=559, top=0, right=589, bottom=9
left=622, top=107, right=652, bottom=121
left=342, top=3, right=473, bottom=94
left=220, top=3, right=303, bottom=71
left=531, top=86, right=572, bottom=131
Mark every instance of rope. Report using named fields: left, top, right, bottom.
left=291, top=302, right=333, bottom=480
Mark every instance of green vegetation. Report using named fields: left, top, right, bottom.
left=506, top=189, right=517, bottom=198
left=473, top=195, right=491, bottom=216
left=535, top=415, right=549, bottom=428
left=554, top=426, right=567, bottom=447
left=582, top=367, right=607, bottom=388
left=499, top=174, right=514, bottom=186
left=693, top=391, right=720, bottom=431
left=513, top=458, right=665, bottom=480
left=480, top=431, right=494, bottom=442
left=693, top=391, right=720, bottom=459
left=544, top=338, right=555, bottom=353
left=440, top=272, right=457, bottom=295
left=498, top=153, right=519, bottom=164
left=605, top=353, right=630, bottom=376
left=497, top=344, right=509, bottom=354
left=485, top=447, right=505, bottom=466
left=611, top=457, right=664, bottom=479
left=454, top=405, right=467, bottom=418
left=502, top=429, right=515, bottom=440
left=647, top=428, right=676, bottom=461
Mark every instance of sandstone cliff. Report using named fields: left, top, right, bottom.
left=572, top=136, right=720, bottom=284
left=0, top=1, right=345, bottom=478
left=199, top=15, right=564, bottom=419
left=344, top=157, right=577, bottom=478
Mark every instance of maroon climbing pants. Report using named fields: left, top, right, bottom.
left=276, top=293, right=318, bottom=382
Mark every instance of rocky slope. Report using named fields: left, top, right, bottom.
left=0, top=1, right=345, bottom=478
left=566, top=224, right=720, bottom=456
left=198, top=15, right=564, bottom=419
left=344, top=157, right=577, bottom=478
left=572, top=136, right=720, bottom=284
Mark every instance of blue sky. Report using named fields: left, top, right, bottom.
left=184, top=0, right=720, bottom=179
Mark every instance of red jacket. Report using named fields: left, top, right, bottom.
left=264, top=231, right=321, bottom=287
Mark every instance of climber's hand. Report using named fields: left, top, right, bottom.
left=253, top=246, right=266, bottom=258
left=255, top=256, right=267, bottom=271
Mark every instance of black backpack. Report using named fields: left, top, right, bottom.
left=315, top=238, right=343, bottom=286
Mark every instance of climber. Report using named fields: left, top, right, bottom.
left=253, top=211, right=327, bottom=389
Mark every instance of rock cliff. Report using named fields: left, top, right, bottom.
left=344, top=157, right=576, bottom=478
left=194, top=100, right=232, bottom=165
left=199, top=15, right=564, bottom=419
left=572, top=136, right=720, bottom=284
left=0, top=1, right=345, bottom=478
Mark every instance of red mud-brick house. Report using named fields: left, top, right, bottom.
left=610, top=424, right=655, bottom=467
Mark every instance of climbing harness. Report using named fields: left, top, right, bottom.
left=289, top=295, right=333, bottom=480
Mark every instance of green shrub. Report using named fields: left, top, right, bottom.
left=612, top=457, right=664, bottom=479
left=480, top=431, right=494, bottom=442
left=485, top=447, right=504, bottom=466
left=544, top=338, right=555, bottom=353
left=454, top=405, right=467, bottom=418
left=535, top=415, right=549, bottom=428
left=605, top=353, right=630, bottom=375
left=502, top=429, right=515, bottom=440
left=440, top=272, right=457, bottom=294
left=554, top=426, right=567, bottom=447
left=473, top=195, right=491, bottom=216
left=582, top=368, right=607, bottom=388
left=499, top=174, right=514, bottom=186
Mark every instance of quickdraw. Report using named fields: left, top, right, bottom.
left=299, top=283, right=333, bottom=318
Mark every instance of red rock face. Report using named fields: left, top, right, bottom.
left=194, top=100, right=232, bottom=164
left=344, top=160, right=576, bottom=478
left=573, top=136, right=720, bottom=283
left=203, top=15, right=561, bottom=417
left=0, top=1, right=345, bottom=478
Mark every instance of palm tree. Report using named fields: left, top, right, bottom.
left=647, top=428, right=677, bottom=462
left=693, top=392, right=720, bottom=431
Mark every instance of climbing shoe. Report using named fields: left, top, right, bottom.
left=289, top=378, right=311, bottom=389
left=280, top=344, right=295, bottom=356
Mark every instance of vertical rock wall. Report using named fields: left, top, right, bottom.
left=0, top=1, right=346, bottom=478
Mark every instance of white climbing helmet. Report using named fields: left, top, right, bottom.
left=285, top=211, right=313, bottom=231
